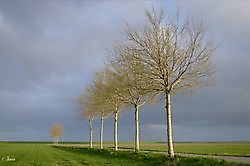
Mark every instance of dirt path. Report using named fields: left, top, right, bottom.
left=176, top=153, right=250, bottom=164
left=141, top=150, right=250, bottom=164
left=114, top=147, right=250, bottom=164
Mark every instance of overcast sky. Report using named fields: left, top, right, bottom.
left=0, top=1, right=249, bottom=142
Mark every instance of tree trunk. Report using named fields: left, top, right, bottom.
left=135, top=104, right=140, bottom=152
left=53, top=137, right=56, bottom=145
left=100, top=115, right=104, bottom=149
left=166, top=93, right=174, bottom=158
left=89, top=119, right=93, bottom=148
left=114, top=112, right=118, bottom=151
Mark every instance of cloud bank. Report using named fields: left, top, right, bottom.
left=0, top=1, right=249, bottom=142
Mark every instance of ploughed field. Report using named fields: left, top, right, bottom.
left=0, top=142, right=249, bottom=166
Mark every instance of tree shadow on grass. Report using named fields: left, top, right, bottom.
left=103, top=145, right=166, bottom=154
left=52, top=146, right=245, bottom=166
left=52, top=146, right=173, bottom=166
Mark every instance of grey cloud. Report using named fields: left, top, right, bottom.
left=0, top=1, right=155, bottom=141
left=0, top=1, right=249, bottom=142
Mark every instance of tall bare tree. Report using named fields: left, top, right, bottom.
left=80, top=90, right=95, bottom=148
left=49, top=123, right=64, bottom=145
left=123, top=7, right=215, bottom=158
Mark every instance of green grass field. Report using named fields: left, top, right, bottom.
left=0, top=142, right=249, bottom=166
left=61, top=142, right=250, bottom=157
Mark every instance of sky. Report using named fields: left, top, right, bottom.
left=0, top=1, right=249, bottom=142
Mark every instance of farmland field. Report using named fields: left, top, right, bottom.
left=0, top=142, right=249, bottom=166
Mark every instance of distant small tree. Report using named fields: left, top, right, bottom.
left=49, top=123, right=64, bottom=145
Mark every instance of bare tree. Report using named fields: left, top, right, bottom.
left=80, top=90, right=95, bottom=148
left=91, top=73, right=113, bottom=149
left=109, top=49, right=156, bottom=152
left=123, top=7, right=215, bottom=158
left=49, top=123, right=64, bottom=145
left=97, top=67, right=125, bottom=151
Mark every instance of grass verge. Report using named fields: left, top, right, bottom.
left=54, top=145, right=250, bottom=166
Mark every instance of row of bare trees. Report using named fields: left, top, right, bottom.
left=79, top=7, right=215, bottom=158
